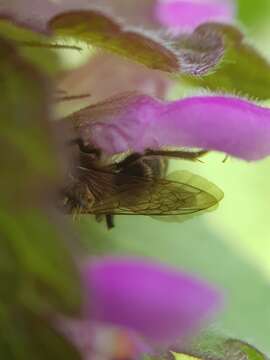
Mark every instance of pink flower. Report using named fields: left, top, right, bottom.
left=59, top=257, right=221, bottom=358
left=154, top=0, right=235, bottom=33
left=68, top=92, right=270, bottom=161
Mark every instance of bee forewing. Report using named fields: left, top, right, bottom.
left=152, top=170, right=224, bottom=223
left=88, top=170, right=223, bottom=218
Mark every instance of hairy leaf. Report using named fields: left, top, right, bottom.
left=48, top=10, right=224, bottom=75
left=174, top=22, right=224, bottom=76
left=181, top=23, right=270, bottom=100
left=223, top=339, right=267, bottom=360
left=188, top=336, right=268, bottom=360
left=1, top=5, right=224, bottom=76
left=49, top=10, right=181, bottom=73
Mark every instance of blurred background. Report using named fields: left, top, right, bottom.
left=57, top=0, right=270, bottom=354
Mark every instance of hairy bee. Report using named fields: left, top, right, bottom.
left=62, top=140, right=223, bottom=229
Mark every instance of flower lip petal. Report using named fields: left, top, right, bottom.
left=82, top=256, right=221, bottom=345
left=67, top=92, right=270, bottom=161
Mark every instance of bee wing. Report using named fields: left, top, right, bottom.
left=87, top=169, right=223, bottom=218
left=151, top=170, right=223, bottom=222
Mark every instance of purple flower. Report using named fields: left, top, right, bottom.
left=154, top=0, right=235, bottom=33
left=58, top=256, right=220, bottom=359
left=70, top=93, right=270, bottom=161
left=83, top=257, right=220, bottom=345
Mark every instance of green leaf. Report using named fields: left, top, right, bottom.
left=49, top=10, right=180, bottom=73
left=49, top=10, right=224, bottom=75
left=0, top=19, right=60, bottom=74
left=141, top=340, right=266, bottom=360
left=0, top=9, right=224, bottom=76
left=0, top=37, right=81, bottom=314
left=223, top=339, right=267, bottom=360
left=0, top=32, right=82, bottom=359
left=180, top=24, right=270, bottom=100
left=0, top=307, right=81, bottom=360
left=236, top=0, right=270, bottom=29
left=0, top=210, right=82, bottom=314
left=189, top=335, right=268, bottom=360
left=106, top=335, right=265, bottom=360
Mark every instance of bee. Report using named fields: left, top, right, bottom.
left=62, top=139, right=223, bottom=229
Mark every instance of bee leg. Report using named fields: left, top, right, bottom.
left=222, top=154, right=229, bottom=163
left=116, top=153, right=142, bottom=170
left=145, top=149, right=208, bottom=161
left=95, top=215, right=115, bottom=229
left=106, top=215, right=115, bottom=230
left=68, top=137, right=101, bottom=157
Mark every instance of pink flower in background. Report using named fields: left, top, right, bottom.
left=59, top=257, right=220, bottom=359
left=154, top=0, right=235, bottom=33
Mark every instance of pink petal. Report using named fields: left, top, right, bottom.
left=71, top=93, right=270, bottom=161
left=58, top=52, right=171, bottom=105
left=154, top=0, right=235, bottom=33
left=82, top=257, right=220, bottom=345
